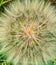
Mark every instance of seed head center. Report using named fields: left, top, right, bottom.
left=22, top=26, right=34, bottom=38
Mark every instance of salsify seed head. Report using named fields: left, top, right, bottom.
left=0, top=0, right=56, bottom=65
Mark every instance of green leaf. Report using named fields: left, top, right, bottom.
left=0, top=0, right=11, bottom=7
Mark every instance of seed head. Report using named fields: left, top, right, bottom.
left=0, top=0, right=56, bottom=65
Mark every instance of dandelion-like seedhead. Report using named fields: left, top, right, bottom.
left=0, top=0, right=56, bottom=65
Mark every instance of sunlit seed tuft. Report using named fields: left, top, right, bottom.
left=0, top=0, right=56, bottom=65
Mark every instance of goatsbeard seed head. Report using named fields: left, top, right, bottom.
left=0, top=0, right=56, bottom=65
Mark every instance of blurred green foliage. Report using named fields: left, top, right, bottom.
left=54, top=59, right=56, bottom=65
left=0, top=0, right=11, bottom=12
left=0, top=60, right=6, bottom=65
left=0, top=0, right=11, bottom=7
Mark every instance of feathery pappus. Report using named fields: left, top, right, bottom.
left=0, top=0, right=56, bottom=65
